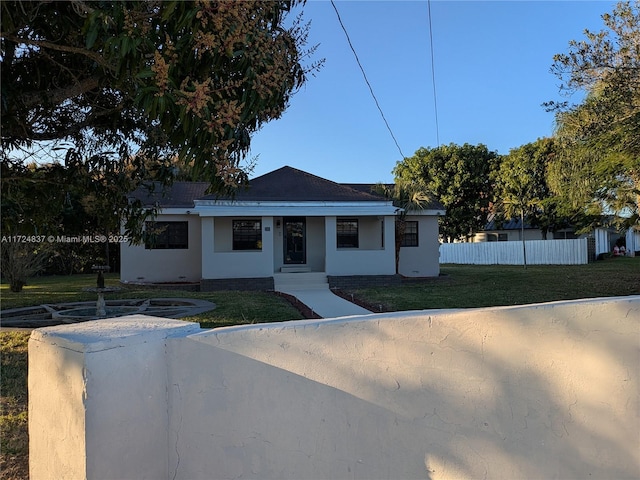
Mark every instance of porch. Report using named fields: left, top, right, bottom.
left=200, top=214, right=397, bottom=279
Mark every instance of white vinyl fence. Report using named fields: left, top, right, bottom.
left=440, top=238, right=588, bottom=265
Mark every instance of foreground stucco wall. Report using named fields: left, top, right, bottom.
left=30, top=297, right=640, bottom=479
left=29, top=317, right=202, bottom=480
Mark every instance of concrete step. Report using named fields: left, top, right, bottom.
left=273, top=272, right=328, bottom=291
left=280, top=266, right=311, bottom=273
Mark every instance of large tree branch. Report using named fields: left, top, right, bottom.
left=31, top=103, right=126, bottom=140
left=4, top=101, right=126, bottom=145
left=1, top=33, right=115, bottom=72
left=16, top=76, right=101, bottom=109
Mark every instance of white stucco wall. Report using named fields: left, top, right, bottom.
left=120, top=213, right=202, bottom=283
left=304, top=217, right=326, bottom=271
left=398, top=215, right=441, bottom=277
left=29, top=317, right=201, bottom=479
left=358, top=217, right=384, bottom=250
left=324, top=215, right=396, bottom=275
left=30, top=297, right=640, bottom=480
left=202, top=216, right=275, bottom=278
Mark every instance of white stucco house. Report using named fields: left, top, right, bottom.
left=471, top=213, right=638, bottom=257
left=121, top=166, right=445, bottom=290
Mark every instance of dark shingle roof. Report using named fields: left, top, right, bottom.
left=129, top=167, right=446, bottom=209
left=201, top=166, right=384, bottom=202
left=485, top=213, right=534, bottom=230
left=128, top=182, right=210, bottom=208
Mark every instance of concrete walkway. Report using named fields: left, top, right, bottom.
left=273, top=273, right=372, bottom=318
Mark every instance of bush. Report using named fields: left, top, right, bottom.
left=0, top=242, right=50, bottom=292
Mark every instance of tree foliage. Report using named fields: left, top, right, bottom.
left=548, top=0, right=640, bottom=226
left=371, top=182, right=431, bottom=273
left=1, top=0, right=320, bottom=247
left=492, top=138, right=577, bottom=238
left=2, top=0, right=318, bottom=181
left=492, top=138, right=564, bottom=266
left=394, top=144, right=498, bottom=242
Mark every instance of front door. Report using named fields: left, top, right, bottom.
left=284, top=217, right=306, bottom=264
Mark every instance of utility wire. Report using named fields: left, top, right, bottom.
left=427, top=0, right=440, bottom=146
left=330, top=0, right=406, bottom=159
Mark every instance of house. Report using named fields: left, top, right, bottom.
left=471, top=214, right=576, bottom=243
left=121, top=166, right=446, bottom=290
left=470, top=213, right=637, bottom=257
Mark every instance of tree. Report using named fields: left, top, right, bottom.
left=548, top=0, right=640, bottom=227
left=2, top=0, right=320, bottom=198
left=493, top=139, right=559, bottom=267
left=493, top=138, right=577, bottom=233
left=394, top=143, right=498, bottom=242
left=0, top=241, right=51, bottom=292
left=0, top=158, right=136, bottom=279
left=372, top=182, right=431, bottom=274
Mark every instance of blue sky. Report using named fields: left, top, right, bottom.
left=248, top=0, right=618, bottom=184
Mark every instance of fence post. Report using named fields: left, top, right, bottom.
left=29, top=316, right=200, bottom=480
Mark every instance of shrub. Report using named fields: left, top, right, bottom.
left=0, top=242, right=50, bottom=292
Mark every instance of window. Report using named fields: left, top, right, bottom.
left=233, top=220, right=262, bottom=250
left=498, top=233, right=508, bottom=242
left=401, top=221, right=419, bottom=247
left=337, top=219, right=359, bottom=248
left=145, top=221, right=188, bottom=249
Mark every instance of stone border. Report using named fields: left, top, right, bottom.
left=0, top=298, right=216, bottom=329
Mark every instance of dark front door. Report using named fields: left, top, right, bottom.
left=284, top=217, right=306, bottom=264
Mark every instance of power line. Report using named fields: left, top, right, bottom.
left=427, top=0, right=440, bottom=146
left=330, top=0, right=406, bottom=159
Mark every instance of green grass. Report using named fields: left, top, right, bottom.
left=348, top=257, right=640, bottom=311
left=1, top=273, right=304, bottom=328
left=1, top=261, right=638, bottom=478
left=0, top=331, right=30, bottom=479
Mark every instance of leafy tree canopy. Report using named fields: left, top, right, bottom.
left=1, top=0, right=321, bottom=247
left=1, top=0, right=320, bottom=192
left=492, top=138, right=580, bottom=237
left=371, top=182, right=432, bottom=273
left=548, top=0, right=640, bottom=227
left=393, top=143, right=498, bottom=242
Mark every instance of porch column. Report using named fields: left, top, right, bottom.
left=201, top=217, right=214, bottom=278
left=324, top=216, right=337, bottom=274
left=261, top=216, right=275, bottom=275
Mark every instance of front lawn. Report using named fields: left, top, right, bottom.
left=348, top=257, right=640, bottom=311
left=0, top=273, right=305, bottom=328
left=1, top=260, right=638, bottom=479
